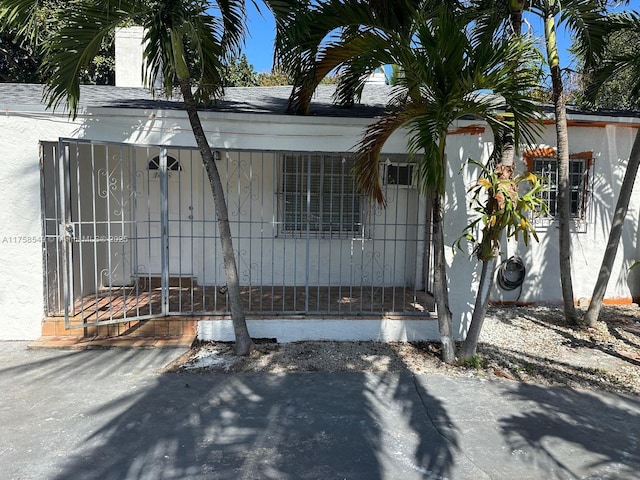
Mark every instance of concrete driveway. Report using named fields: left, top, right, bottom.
left=1, top=341, right=638, bottom=479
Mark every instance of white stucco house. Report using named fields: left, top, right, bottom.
left=1, top=65, right=639, bottom=343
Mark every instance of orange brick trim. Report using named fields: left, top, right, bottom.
left=603, top=297, right=635, bottom=305
left=542, top=119, right=640, bottom=129
left=522, top=148, right=594, bottom=172
left=449, top=125, right=486, bottom=135
left=522, top=147, right=556, bottom=171
left=574, top=297, right=636, bottom=306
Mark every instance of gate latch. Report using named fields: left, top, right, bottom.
left=61, top=223, right=75, bottom=242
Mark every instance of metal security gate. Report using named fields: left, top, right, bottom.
left=41, top=139, right=434, bottom=329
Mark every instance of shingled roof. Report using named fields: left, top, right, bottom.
left=2, top=82, right=638, bottom=120
left=0, top=83, right=391, bottom=118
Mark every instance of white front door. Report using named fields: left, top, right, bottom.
left=135, top=149, right=203, bottom=278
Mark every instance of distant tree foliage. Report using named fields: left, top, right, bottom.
left=78, top=37, right=114, bottom=85
left=223, top=54, right=259, bottom=86
left=257, top=68, right=291, bottom=86
left=0, top=29, right=40, bottom=82
left=575, top=29, right=640, bottom=111
left=0, top=0, right=114, bottom=84
left=256, top=68, right=337, bottom=86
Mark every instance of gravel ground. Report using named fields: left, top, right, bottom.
left=170, top=304, right=640, bottom=395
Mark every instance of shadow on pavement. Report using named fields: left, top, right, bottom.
left=0, top=343, right=458, bottom=480
left=500, top=383, right=640, bottom=479
left=51, top=373, right=457, bottom=479
left=3, top=341, right=639, bottom=479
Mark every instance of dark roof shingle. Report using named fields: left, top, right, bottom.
left=0, top=83, right=392, bottom=118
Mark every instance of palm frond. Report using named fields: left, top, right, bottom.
left=279, top=0, right=436, bottom=114
left=323, top=31, right=397, bottom=106
left=0, top=0, right=52, bottom=44
left=216, top=0, right=246, bottom=54
left=353, top=104, right=424, bottom=204
left=560, top=0, right=611, bottom=70
left=22, top=0, right=244, bottom=114
left=468, top=0, right=511, bottom=42
left=580, top=12, right=640, bottom=107
left=346, top=4, right=541, bottom=203
left=41, top=0, right=142, bottom=115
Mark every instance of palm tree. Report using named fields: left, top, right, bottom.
left=0, top=0, right=292, bottom=355
left=282, top=2, right=541, bottom=362
left=535, top=0, right=613, bottom=324
left=580, top=13, right=640, bottom=326
left=456, top=0, right=530, bottom=360
left=277, top=0, right=434, bottom=116
left=539, top=0, right=578, bottom=324
left=474, top=0, right=612, bottom=325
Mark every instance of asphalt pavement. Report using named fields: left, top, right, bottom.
left=0, top=341, right=638, bottom=480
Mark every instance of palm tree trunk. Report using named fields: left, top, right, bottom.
left=432, top=192, right=456, bottom=363
left=584, top=129, right=640, bottom=326
left=178, top=80, right=254, bottom=355
left=459, top=256, right=498, bottom=360
left=509, top=0, right=525, bottom=42
left=457, top=0, right=524, bottom=361
left=504, top=0, right=524, bottom=171
left=546, top=12, right=578, bottom=325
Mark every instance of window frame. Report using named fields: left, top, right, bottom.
left=523, top=148, right=593, bottom=223
left=278, top=153, right=364, bottom=238
left=148, top=154, right=181, bottom=171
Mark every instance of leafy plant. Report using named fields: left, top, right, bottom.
left=461, top=354, right=487, bottom=369
left=458, top=159, right=549, bottom=261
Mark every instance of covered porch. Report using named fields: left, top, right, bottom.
left=39, top=139, right=436, bottom=342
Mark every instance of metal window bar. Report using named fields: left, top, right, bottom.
left=532, top=157, right=591, bottom=220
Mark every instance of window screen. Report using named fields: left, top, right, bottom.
left=281, top=154, right=361, bottom=234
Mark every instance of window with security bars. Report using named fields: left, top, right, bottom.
left=531, top=156, right=591, bottom=219
left=281, top=154, right=362, bottom=235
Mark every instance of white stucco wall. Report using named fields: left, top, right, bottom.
left=442, top=129, right=497, bottom=336
left=492, top=119, right=640, bottom=305
left=1, top=98, right=638, bottom=340
left=0, top=112, right=82, bottom=339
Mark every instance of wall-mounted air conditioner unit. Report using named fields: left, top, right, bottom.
left=384, top=163, right=414, bottom=187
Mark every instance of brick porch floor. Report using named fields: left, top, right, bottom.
left=35, top=281, right=434, bottom=349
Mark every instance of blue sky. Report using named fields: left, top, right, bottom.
left=241, top=2, right=640, bottom=74
left=243, top=2, right=277, bottom=73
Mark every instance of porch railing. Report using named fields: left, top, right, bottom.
left=41, top=139, right=434, bottom=327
